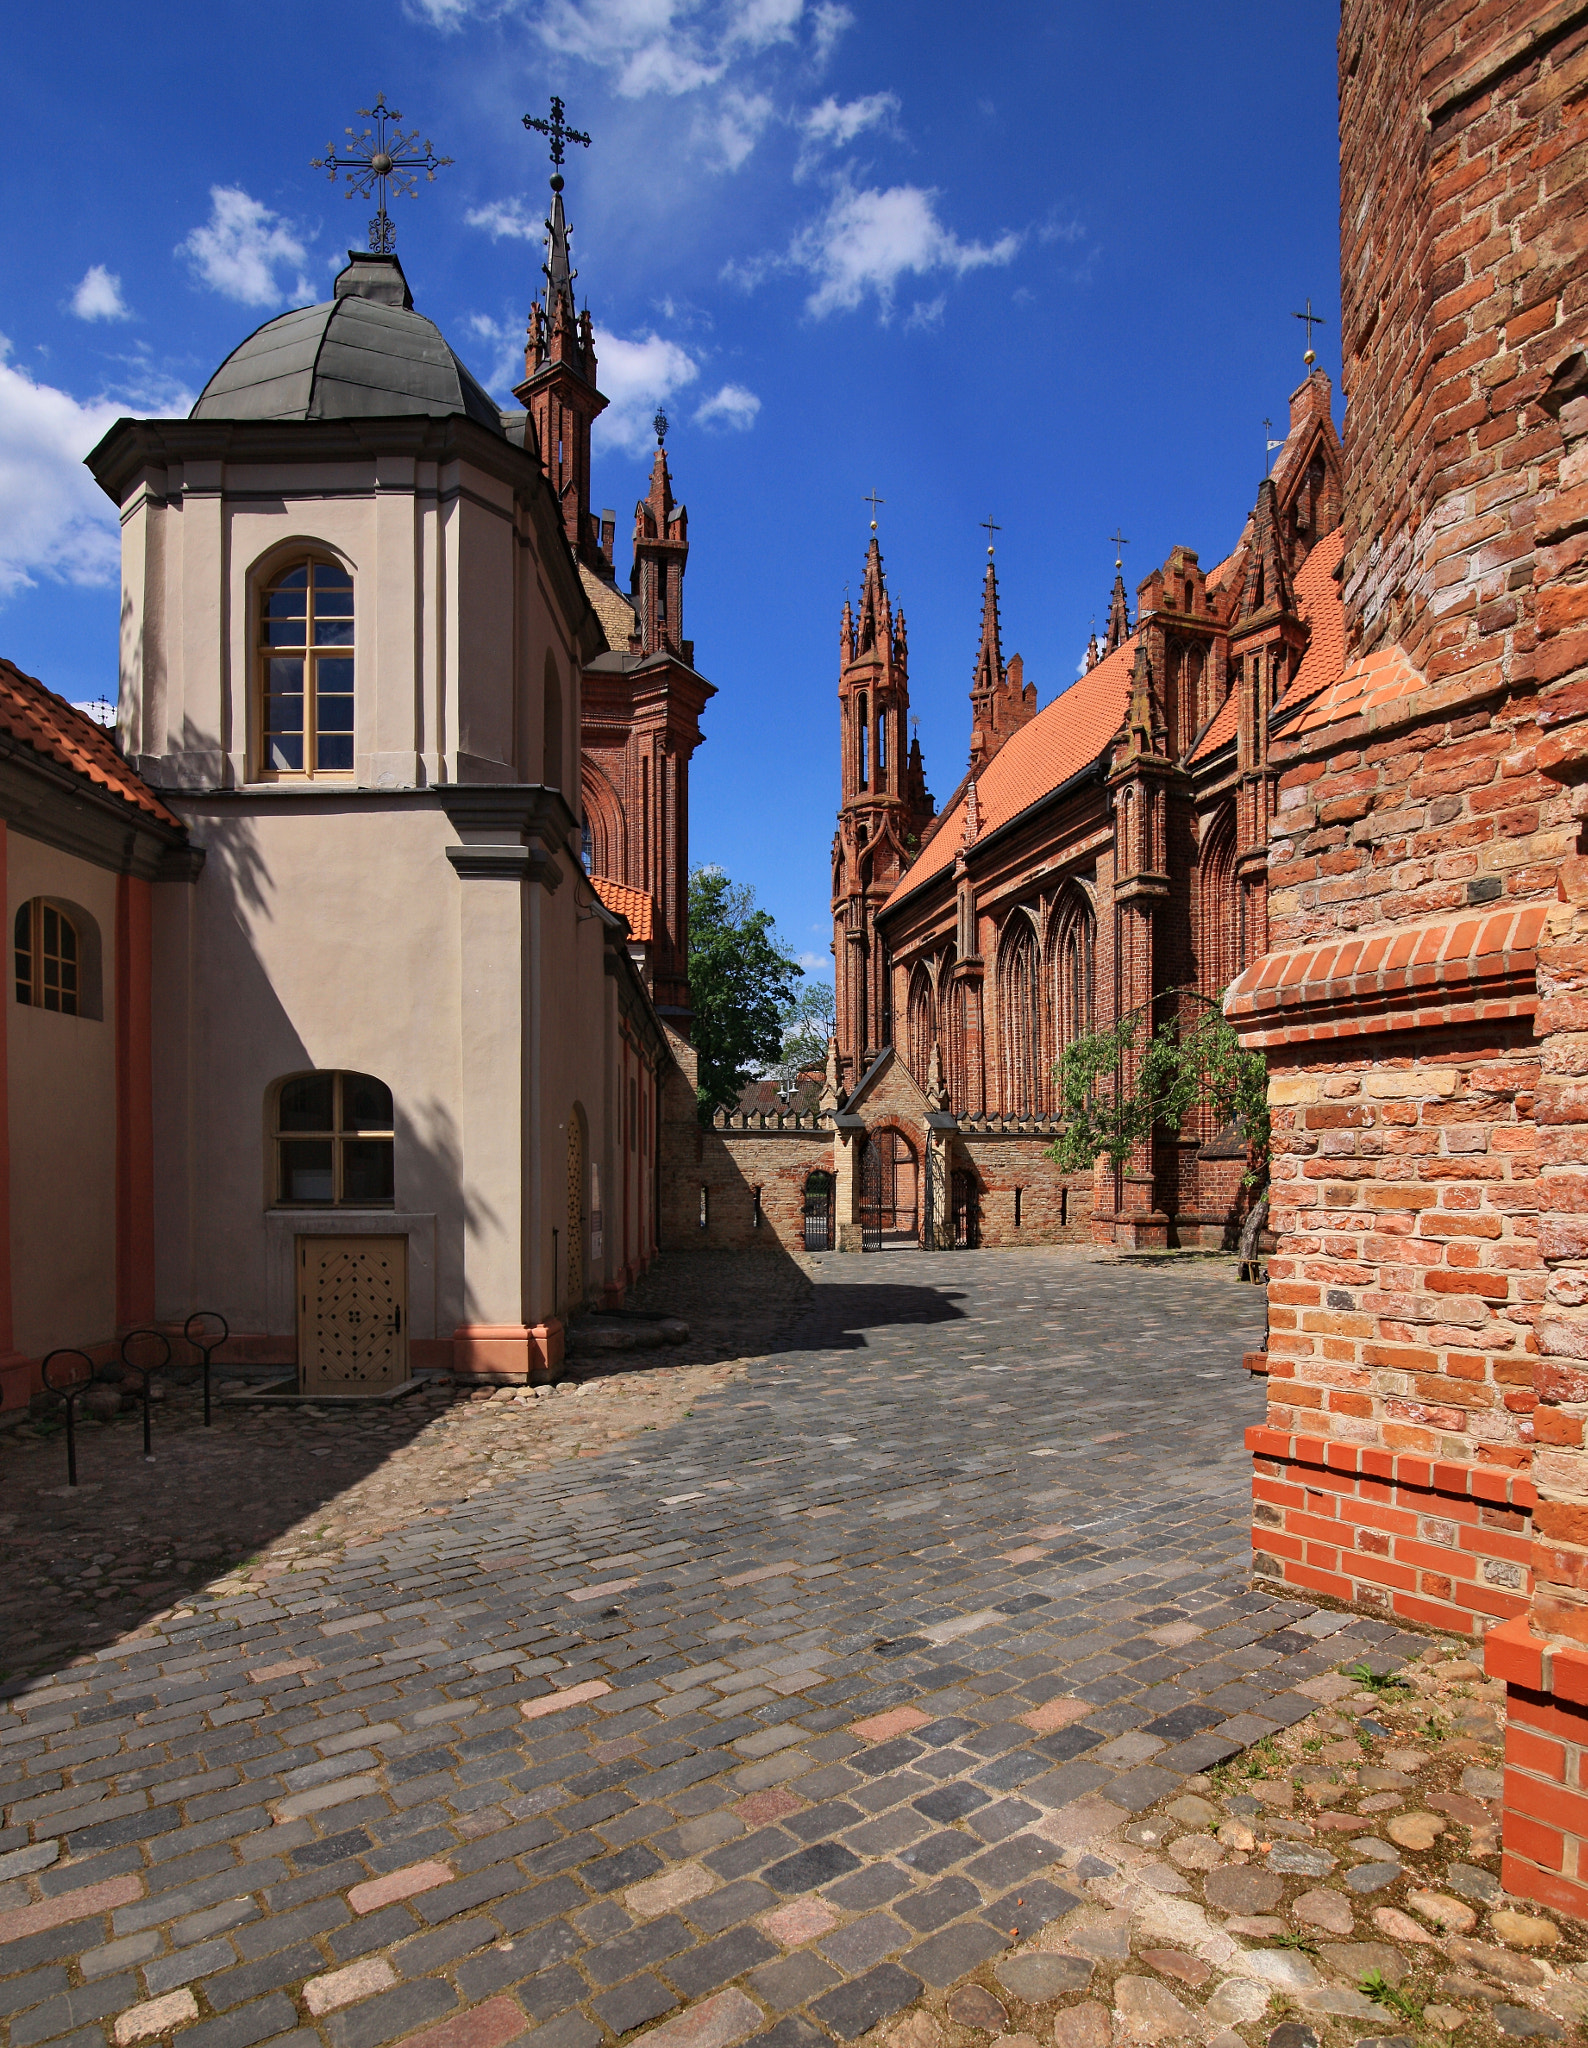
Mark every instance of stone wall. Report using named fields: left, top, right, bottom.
left=952, top=1132, right=1094, bottom=1246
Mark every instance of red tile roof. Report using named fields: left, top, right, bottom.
left=887, top=634, right=1137, bottom=906
left=1278, top=527, right=1347, bottom=712
left=1287, top=640, right=1423, bottom=738
left=1188, top=530, right=1346, bottom=766
left=0, top=659, right=179, bottom=827
left=591, top=874, right=656, bottom=942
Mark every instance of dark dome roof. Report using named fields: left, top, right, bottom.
left=191, top=253, right=504, bottom=435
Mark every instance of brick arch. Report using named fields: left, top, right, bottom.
left=995, top=906, right=1044, bottom=1116
left=1048, top=882, right=1096, bottom=1069
left=581, top=762, right=627, bottom=880
left=906, top=960, right=936, bottom=1086
left=1197, top=803, right=1239, bottom=995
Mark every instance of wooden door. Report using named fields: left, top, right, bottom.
left=298, top=1235, right=408, bottom=1394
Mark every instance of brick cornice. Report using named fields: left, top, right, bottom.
left=1225, top=903, right=1547, bottom=1046
left=1248, top=1424, right=1538, bottom=1510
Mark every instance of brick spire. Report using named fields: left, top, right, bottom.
left=968, top=553, right=1037, bottom=768
left=515, top=178, right=609, bottom=568
left=1105, top=568, right=1131, bottom=653
left=631, top=431, right=689, bottom=661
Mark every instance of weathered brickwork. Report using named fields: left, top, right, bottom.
left=1230, top=0, right=1588, bottom=1918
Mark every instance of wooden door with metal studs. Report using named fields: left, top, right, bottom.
left=297, top=1236, right=408, bottom=1394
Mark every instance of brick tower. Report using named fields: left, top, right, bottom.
left=515, top=174, right=608, bottom=570
left=968, top=548, right=1037, bottom=770
left=1225, top=0, right=1588, bottom=1919
left=832, top=535, right=933, bottom=1087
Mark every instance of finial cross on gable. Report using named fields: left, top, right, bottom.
left=313, top=93, right=453, bottom=256
left=1292, top=297, right=1327, bottom=365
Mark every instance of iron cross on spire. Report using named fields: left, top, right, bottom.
left=981, top=514, right=1001, bottom=557
left=524, top=94, right=591, bottom=190
left=864, top=488, right=885, bottom=532
left=1110, top=528, right=1129, bottom=569
left=313, top=94, right=453, bottom=256
left=1293, top=297, right=1327, bottom=366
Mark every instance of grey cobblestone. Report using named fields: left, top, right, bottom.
left=0, top=1254, right=1292, bottom=2048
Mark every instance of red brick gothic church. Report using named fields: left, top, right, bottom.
left=827, top=373, right=1346, bottom=1248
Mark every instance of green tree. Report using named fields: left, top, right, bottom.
left=775, top=978, right=837, bottom=1094
left=688, top=867, right=803, bottom=1113
left=1046, top=996, right=1270, bottom=1185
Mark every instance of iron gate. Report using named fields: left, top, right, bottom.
left=951, top=1170, right=979, bottom=1248
left=860, top=1139, right=882, bottom=1251
left=802, top=1171, right=833, bottom=1251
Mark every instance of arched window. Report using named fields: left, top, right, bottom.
left=258, top=559, right=354, bottom=778
left=997, top=913, right=1042, bottom=1116
left=1198, top=806, right=1240, bottom=994
left=274, top=1072, right=393, bottom=1206
left=1051, top=886, right=1096, bottom=1059
left=907, top=962, right=936, bottom=1085
left=15, top=900, right=79, bottom=1013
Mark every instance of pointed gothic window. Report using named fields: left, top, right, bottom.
left=257, top=560, right=355, bottom=779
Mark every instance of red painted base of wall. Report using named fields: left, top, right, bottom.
left=1250, top=1427, right=1534, bottom=1637
left=452, top=1322, right=565, bottom=1384
left=1486, top=1616, right=1588, bottom=1921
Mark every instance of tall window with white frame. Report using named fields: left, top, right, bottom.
left=259, top=560, right=355, bottom=778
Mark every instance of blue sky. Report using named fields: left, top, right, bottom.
left=1, top=0, right=1340, bottom=980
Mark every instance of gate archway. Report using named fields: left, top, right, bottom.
left=860, top=1129, right=919, bottom=1250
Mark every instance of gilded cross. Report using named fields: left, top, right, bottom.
left=524, top=95, right=592, bottom=185
left=864, top=488, right=885, bottom=530
left=980, top=514, right=1001, bottom=556
left=1292, top=297, right=1327, bottom=365
left=313, top=94, right=452, bottom=256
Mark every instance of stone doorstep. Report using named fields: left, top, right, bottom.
left=219, top=1377, right=428, bottom=1406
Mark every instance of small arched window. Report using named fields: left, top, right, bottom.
left=274, top=1071, right=393, bottom=1206
left=15, top=900, right=79, bottom=1013
left=258, top=559, right=354, bottom=779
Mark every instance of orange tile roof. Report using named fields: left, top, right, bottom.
left=591, top=874, right=656, bottom=942
left=887, top=634, right=1137, bottom=906
left=0, top=659, right=179, bottom=827
left=1189, top=529, right=1346, bottom=765
left=1278, top=527, right=1346, bottom=711
left=1288, top=640, right=1423, bottom=738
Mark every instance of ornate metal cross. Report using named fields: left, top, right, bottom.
left=654, top=410, right=669, bottom=446
left=1110, top=527, right=1129, bottom=567
left=1292, top=297, right=1327, bottom=364
left=864, top=488, right=885, bottom=530
left=313, top=94, right=452, bottom=256
left=981, top=514, right=1001, bottom=555
left=524, top=95, right=591, bottom=186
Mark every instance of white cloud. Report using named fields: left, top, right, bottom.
left=464, top=313, right=526, bottom=393
left=465, top=198, right=542, bottom=241
left=596, top=329, right=699, bottom=451
left=177, top=187, right=313, bottom=308
left=801, top=90, right=899, bottom=151
left=810, top=1, right=851, bottom=62
left=70, top=266, right=130, bottom=323
left=0, top=338, right=124, bottom=600
left=694, top=382, right=760, bottom=430
left=536, top=0, right=724, bottom=96
left=722, top=0, right=803, bottom=52
left=403, top=0, right=479, bottom=21
left=700, top=87, right=775, bottom=170
left=905, top=293, right=945, bottom=331
left=790, top=181, right=1021, bottom=318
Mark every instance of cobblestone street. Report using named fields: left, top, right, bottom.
left=1, top=1250, right=1550, bottom=2048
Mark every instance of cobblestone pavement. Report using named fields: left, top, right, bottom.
left=0, top=1247, right=1471, bottom=2048
left=0, top=1253, right=815, bottom=1680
